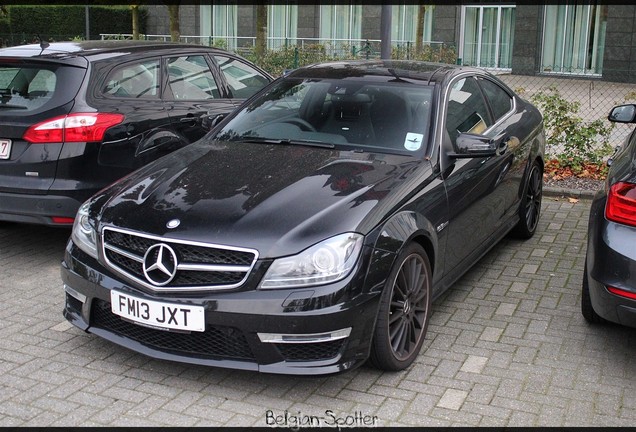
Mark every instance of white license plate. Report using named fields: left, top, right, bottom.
left=0, top=139, right=11, bottom=159
left=110, top=290, right=205, bottom=332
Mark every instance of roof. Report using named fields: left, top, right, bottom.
left=0, top=40, right=226, bottom=63
left=284, top=59, right=478, bottom=85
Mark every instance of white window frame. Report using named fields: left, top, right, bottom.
left=200, top=3, right=238, bottom=50
left=268, top=3, right=298, bottom=50
left=459, top=5, right=516, bottom=70
left=319, top=3, right=362, bottom=42
left=391, top=4, right=433, bottom=44
left=540, top=3, right=607, bottom=76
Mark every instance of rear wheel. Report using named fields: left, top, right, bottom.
left=511, top=161, right=542, bottom=239
left=369, top=243, right=432, bottom=371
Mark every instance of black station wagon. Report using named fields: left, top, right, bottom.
left=62, top=60, right=545, bottom=375
left=0, top=40, right=272, bottom=226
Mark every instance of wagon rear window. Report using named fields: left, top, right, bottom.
left=0, top=65, right=57, bottom=111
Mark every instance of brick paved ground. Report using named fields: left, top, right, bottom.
left=1, top=197, right=635, bottom=427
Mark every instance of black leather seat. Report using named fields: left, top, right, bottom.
left=370, top=90, right=411, bottom=148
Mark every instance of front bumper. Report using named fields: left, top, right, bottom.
left=61, top=240, right=385, bottom=375
left=585, top=192, right=636, bottom=328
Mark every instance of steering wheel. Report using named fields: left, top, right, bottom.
left=282, top=118, right=317, bottom=132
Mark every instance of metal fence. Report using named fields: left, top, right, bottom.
left=101, top=33, right=636, bottom=156
left=99, top=33, right=455, bottom=62
left=3, top=31, right=633, bottom=158
left=495, top=73, right=636, bottom=156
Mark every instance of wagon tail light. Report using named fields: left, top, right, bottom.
left=605, top=182, right=636, bottom=227
left=22, top=113, right=124, bottom=143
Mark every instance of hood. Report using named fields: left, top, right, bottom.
left=97, top=140, right=429, bottom=258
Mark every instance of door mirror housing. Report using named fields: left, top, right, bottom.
left=449, top=133, right=498, bottom=158
left=608, top=104, right=636, bottom=123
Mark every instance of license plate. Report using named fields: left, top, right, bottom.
left=110, top=290, right=205, bottom=332
left=0, top=139, right=11, bottom=159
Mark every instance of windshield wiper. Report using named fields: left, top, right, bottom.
left=238, top=137, right=335, bottom=149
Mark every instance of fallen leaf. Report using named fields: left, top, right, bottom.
left=568, top=197, right=579, bottom=204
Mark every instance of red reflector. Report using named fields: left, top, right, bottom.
left=51, top=217, right=75, bottom=224
left=608, top=286, right=636, bottom=300
left=605, top=182, right=636, bottom=227
left=23, top=113, right=124, bottom=144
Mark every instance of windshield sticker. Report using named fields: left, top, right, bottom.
left=404, top=133, right=423, bottom=151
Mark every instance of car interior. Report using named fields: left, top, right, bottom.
left=244, top=82, right=433, bottom=153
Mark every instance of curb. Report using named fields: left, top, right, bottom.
left=543, top=186, right=598, bottom=199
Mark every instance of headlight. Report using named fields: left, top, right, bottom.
left=71, top=200, right=98, bottom=258
left=259, top=233, right=364, bottom=289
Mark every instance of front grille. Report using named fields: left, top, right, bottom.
left=101, top=226, right=258, bottom=292
left=276, top=340, right=346, bottom=362
left=91, top=299, right=255, bottom=361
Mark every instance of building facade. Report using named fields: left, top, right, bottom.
left=143, top=2, right=636, bottom=83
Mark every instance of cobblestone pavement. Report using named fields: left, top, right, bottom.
left=1, top=197, right=635, bottom=427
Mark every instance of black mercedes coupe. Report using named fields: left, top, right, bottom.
left=61, top=60, right=545, bottom=375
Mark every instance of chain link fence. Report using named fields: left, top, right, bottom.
left=3, top=32, right=634, bottom=160
left=497, top=73, right=636, bottom=158
left=99, top=33, right=636, bottom=159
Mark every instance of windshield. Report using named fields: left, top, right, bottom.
left=214, top=77, right=434, bottom=155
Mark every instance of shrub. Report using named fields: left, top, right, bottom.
left=244, top=44, right=335, bottom=77
left=2, top=5, right=147, bottom=44
left=392, top=43, right=458, bottom=64
left=531, top=86, right=613, bottom=175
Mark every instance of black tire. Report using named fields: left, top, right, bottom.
left=511, top=161, right=543, bottom=239
left=581, top=262, right=604, bottom=324
left=369, top=243, right=432, bottom=371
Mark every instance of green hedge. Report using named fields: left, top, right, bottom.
left=0, top=5, right=147, bottom=45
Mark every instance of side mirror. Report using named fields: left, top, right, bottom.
left=608, top=104, right=636, bottom=123
left=450, top=133, right=499, bottom=158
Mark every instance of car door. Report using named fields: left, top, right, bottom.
left=164, top=54, right=237, bottom=145
left=440, top=75, right=515, bottom=273
left=476, top=76, right=528, bottom=221
left=97, top=57, right=178, bottom=172
left=212, top=54, right=271, bottom=106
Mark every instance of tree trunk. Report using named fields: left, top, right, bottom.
left=131, top=5, right=140, bottom=40
left=255, top=2, right=267, bottom=61
left=416, top=3, right=426, bottom=54
left=167, top=3, right=180, bottom=42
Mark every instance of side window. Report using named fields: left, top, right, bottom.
left=102, top=60, right=159, bottom=99
left=445, top=77, right=492, bottom=145
left=479, top=78, right=513, bottom=122
left=214, top=55, right=269, bottom=99
left=167, top=55, right=220, bottom=100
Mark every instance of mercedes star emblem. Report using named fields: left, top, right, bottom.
left=142, top=243, right=178, bottom=286
left=167, top=219, right=180, bottom=229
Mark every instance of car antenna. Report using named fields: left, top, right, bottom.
left=37, top=35, right=49, bottom=54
